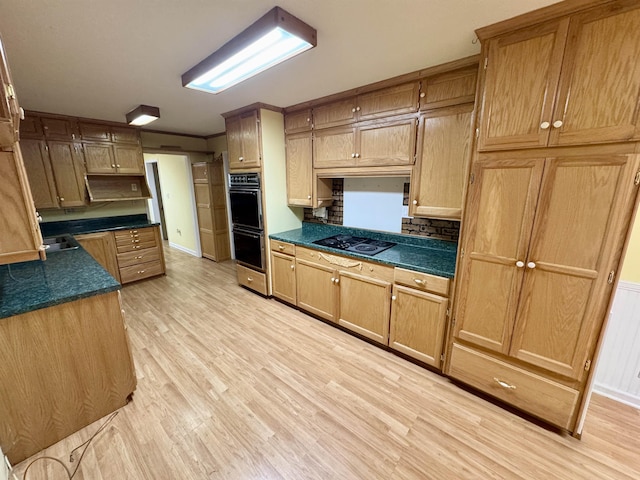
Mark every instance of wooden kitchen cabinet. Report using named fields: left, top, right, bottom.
left=295, top=255, right=337, bottom=323
left=450, top=148, right=640, bottom=428
left=270, top=240, right=296, bottom=305
left=84, top=142, right=143, bottom=174
left=192, top=161, right=230, bottom=262
left=78, top=121, right=111, bottom=142
left=226, top=110, right=261, bottom=170
left=313, top=99, right=358, bottom=130
left=0, top=148, right=44, bottom=265
left=114, top=226, right=166, bottom=284
left=390, top=284, right=448, bottom=368
left=419, top=65, right=477, bottom=111
left=0, top=33, right=20, bottom=148
left=313, top=125, right=357, bottom=168
left=113, top=144, right=144, bottom=174
left=20, top=138, right=59, bottom=209
left=284, top=109, right=312, bottom=133
left=478, top=2, right=640, bottom=151
left=47, top=141, right=87, bottom=207
left=75, top=231, right=121, bottom=282
left=41, top=116, right=77, bottom=141
left=285, top=131, right=313, bottom=206
left=410, top=103, right=473, bottom=219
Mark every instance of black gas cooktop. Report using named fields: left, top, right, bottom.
left=312, top=234, right=396, bottom=256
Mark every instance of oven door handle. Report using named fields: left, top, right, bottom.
left=233, top=229, right=262, bottom=239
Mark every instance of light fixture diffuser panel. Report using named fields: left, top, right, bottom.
left=182, top=7, right=317, bottom=94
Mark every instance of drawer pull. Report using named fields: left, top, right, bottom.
left=278, top=245, right=285, bottom=250
left=132, top=240, right=140, bottom=243
left=494, top=378, right=516, bottom=390
left=135, top=255, right=143, bottom=259
left=413, top=278, right=426, bottom=286
left=247, top=277, right=253, bottom=282
left=138, top=270, right=145, bottom=274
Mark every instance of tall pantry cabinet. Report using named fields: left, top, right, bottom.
left=447, top=0, right=640, bottom=435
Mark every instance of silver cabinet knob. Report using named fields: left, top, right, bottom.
left=553, top=120, right=563, bottom=128
left=540, top=121, right=550, bottom=130
left=527, top=262, right=536, bottom=269
left=516, top=261, right=524, bottom=268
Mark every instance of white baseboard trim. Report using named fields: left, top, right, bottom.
left=168, top=242, right=199, bottom=257
left=617, top=280, right=640, bottom=293
left=593, top=383, right=640, bottom=410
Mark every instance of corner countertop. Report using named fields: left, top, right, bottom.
left=1, top=214, right=159, bottom=320
left=269, top=222, right=457, bottom=279
left=0, top=243, right=120, bottom=319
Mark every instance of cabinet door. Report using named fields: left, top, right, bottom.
left=338, top=270, right=392, bottom=344
left=357, top=116, right=417, bottom=167
left=209, top=161, right=230, bottom=261
left=47, top=141, right=86, bottom=207
left=453, top=158, right=545, bottom=354
left=357, top=82, right=420, bottom=121
left=20, top=114, right=43, bottom=138
left=111, top=126, right=139, bottom=144
left=478, top=20, right=568, bottom=151
left=271, top=252, right=296, bottom=304
left=551, top=4, right=640, bottom=146
left=420, top=66, right=478, bottom=111
left=389, top=285, right=448, bottom=368
left=239, top=110, right=261, bottom=168
left=20, top=138, right=59, bottom=209
left=114, top=145, right=143, bottom=174
left=78, top=122, right=110, bottom=142
left=41, top=116, right=77, bottom=140
left=285, top=132, right=313, bottom=206
left=284, top=109, right=312, bottom=133
left=0, top=149, right=43, bottom=265
left=192, top=163, right=208, bottom=183
left=313, top=98, right=357, bottom=129
left=75, top=231, right=120, bottom=282
left=195, top=182, right=216, bottom=260
left=0, top=34, right=19, bottom=147
left=410, top=104, right=472, bottom=219
left=295, top=258, right=337, bottom=322
left=83, top=142, right=115, bottom=173
left=226, top=115, right=244, bottom=170
left=313, top=125, right=357, bottom=168
left=509, top=154, right=640, bottom=380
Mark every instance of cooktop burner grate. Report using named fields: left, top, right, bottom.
left=312, top=235, right=396, bottom=256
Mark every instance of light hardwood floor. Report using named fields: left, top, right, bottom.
left=13, top=246, right=640, bottom=479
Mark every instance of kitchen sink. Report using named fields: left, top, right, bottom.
left=43, top=235, right=79, bottom=252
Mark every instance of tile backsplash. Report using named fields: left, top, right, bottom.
left=303, top=178, right=460, bottom=242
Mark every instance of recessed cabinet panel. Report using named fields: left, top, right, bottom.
left=410, top=104, right=473, bottom=219
left=478, top=20, right=568, bottom=151
left=357, top=117, right=417, bottom=167
left=313, top=125, right=357, bottom=168
left=20, top=138, right=58, bottom=209
left=286, top=132, right=313, bottom=206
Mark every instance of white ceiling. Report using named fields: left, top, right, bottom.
left=0, top=0, right=558, bottom=137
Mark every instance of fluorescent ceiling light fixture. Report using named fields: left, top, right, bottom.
left=182, top=6, right=317, bottom=94
left=126, top=105, right=160, bottom=126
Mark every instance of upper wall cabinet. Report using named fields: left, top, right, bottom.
left=0, top=33, right=20, bottom=148
left=420, top=66, right=477, bottom=111
left=41, top=116, right=78, bottom=141
left=226, top=110, right=261, bottom=170
left=478, top=2, right=640, bottom=151
left=313, top=82, right=420, bottom=129
left=284, top=109, right=312, bottom=134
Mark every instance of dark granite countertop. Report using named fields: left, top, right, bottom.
left=270, top=222, right=457, bottom=278
left=0, top=245, right=120, bottom=319
left=40, top=214, right=159, bottom=237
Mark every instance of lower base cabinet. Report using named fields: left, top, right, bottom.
left=270, top=250, right=297, bottom=304
left=237, top=264, right=268, bottom=295
left=75, top=231, right=121, bottom=282
left=114, top=226, right=165, bottom=284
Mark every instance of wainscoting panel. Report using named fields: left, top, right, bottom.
left=593, top=281, right=640, bottom=408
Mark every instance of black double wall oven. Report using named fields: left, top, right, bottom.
left=229, top=173, right=265, bottom=271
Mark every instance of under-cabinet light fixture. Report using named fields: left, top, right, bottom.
left=126, top=105, right=160, bottom=126
left=182, top=6, right=317, bottom=94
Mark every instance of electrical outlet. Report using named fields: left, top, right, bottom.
left=131, top=183, right=138, bottom=192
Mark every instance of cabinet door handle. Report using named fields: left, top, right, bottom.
left=540, top=121, right=550, bottom=130
left=239, top=156, right=244, bottom=162
left=552, top=120, right=563, bottom=128
left=392, top=295, right=397, bottom=301
left=334, top=278, right=340, bottom=284
left=412, top=200, right=418, bottom=205
left=351, top=153, right=356, bottom=158
left=413, top=278, right=426, bottom=286
left=494, top=378, right=516, bottom=390
left=356, top=106, right=361, bottom=112
left=111, top=164, right=116, bottom=168
left=290, top=265, right=295, bottom=270
left=355, top=153, right=360, bottom=158
left=527, top=262, right=536, bottom=269
left=278, top=245, right=285, bottom=250
left=116, top=164, right=121, bottom=168
left=351, top=107, right=356, bottom=113
left=247, top=276, right=253, bottom=282
left=59, top=197, right=65, bottom=202
left=515, top=261, right=524, bottom=268
left=330, top=277, right=335, bottom=283
left=137, top=270, right=145, bottom=274
left=419, top=92, right=426, bottom=98
left=307, top=195, right=312, bottom=199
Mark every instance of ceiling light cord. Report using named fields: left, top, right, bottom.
left=22, top=411, right=119, bottom=480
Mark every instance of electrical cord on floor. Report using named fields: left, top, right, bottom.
left=22, top=411, right=119, bottom=480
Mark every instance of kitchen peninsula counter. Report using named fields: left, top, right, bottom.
left=270, top=222, right=457, bottom=278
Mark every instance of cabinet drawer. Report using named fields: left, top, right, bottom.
left=114, top=227, right=155, bottom=241
left=296, top=246, right=393, bottom=282
left=237, top=264, right=268, bottom=295
left=448, top=343, right=580, bottom=430
left=117, top=247, right=160, bottom=268
left=119, top=259, right=164, bottom=284
left=394, top=267, right=450, bottom=296
left=116, top=239, right=157, bottom=253
left=271, top=240, right=295, bottom=256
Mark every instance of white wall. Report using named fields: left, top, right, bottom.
left=343, top=177, right=408, bottom=233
